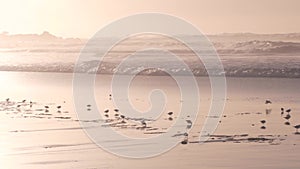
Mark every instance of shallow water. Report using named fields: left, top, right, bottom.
left=0, top=71, right=300, bottom=169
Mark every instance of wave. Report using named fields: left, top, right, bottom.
left=1, top=33, right=300, bottom=77
left=1, top=40, right=300, bottom=55
left=1, top=60, right=300, bottom=78
left=215, top=40, right=300, bottom=55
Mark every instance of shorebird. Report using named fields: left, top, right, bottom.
left=286, top=109, right=291, bottom=113
left=281, top=108, right=284, bottom=112
left=168, top=112, right=173, bottom=116
left=265, top=109, right=272, bottom=114
left=6, top=98, right=9, bottom=102
left=45, top=106, right=49, bottom=109
left=265, top=100, right=272, bottom=104
left=284, top=114, right=291, bottom=120
left=186, top=120, right=192, bottom=129
left=22, top=100, right=26, bottom=103
left=57, top=106, right=61, bottom=109
left=284, top=121, right=290, bottom=125
left=87, top=104, right=91, bottom=107
left=181, top=133, right=189, bottom=145
left=181, top=139, right=188, bottom=145
left=260, top=126, right=266, bottom=130
left=120, top=115, right=126, bottom=123
left=294, top=125, right=300, bottom=133
left=141, top=120, right=147, bottom=128
left=104, top=109, right=109, bottom=113
left=114, top=109, right=119, bottom=112
left=260, top=120, right=266, bottom=124
left=186, top=119, right=192, bottom=124
left=104, top=114, right=109, bottom=118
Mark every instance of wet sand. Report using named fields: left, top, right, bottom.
left=0, top=71, right=300, bottom=169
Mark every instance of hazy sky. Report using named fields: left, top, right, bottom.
left=0, top=0, right=299, bottom=38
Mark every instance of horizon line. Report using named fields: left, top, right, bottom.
left=1, top=31, right=300, bottom=40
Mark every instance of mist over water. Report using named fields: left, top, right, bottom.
left=0, top=32, right=300, bottom=77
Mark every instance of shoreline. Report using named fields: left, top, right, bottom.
left=0, top=70, right=299, bottom=79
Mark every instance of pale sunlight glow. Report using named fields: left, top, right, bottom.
left=0, top=0, right=300, bottom=38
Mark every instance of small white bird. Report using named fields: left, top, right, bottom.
left=186, top=120, right=192, bottom=129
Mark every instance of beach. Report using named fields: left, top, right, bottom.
left=1, top=71, right=300, bottom=169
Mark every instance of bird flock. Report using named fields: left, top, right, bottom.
left=0, top=98, right=70, bottom=120
left=1, top=97, right=299, bottom=145
left=260, top=99, right=299, bottom=134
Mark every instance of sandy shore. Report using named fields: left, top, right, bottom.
left=0, top=71, right=300, bottom=169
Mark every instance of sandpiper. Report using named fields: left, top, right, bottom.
left=168, top=111, right=173, bottom=116
left=260, top=120, right=266, bottom=124
left=141, top=120, right=147, bottom=128
left=284, top=114, right=291, bottom=120
left=260, top=126, right=266, bottom=130
left=265, top=100, right=272, bottom=104
left=294, top=125, right=300, bottom=133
